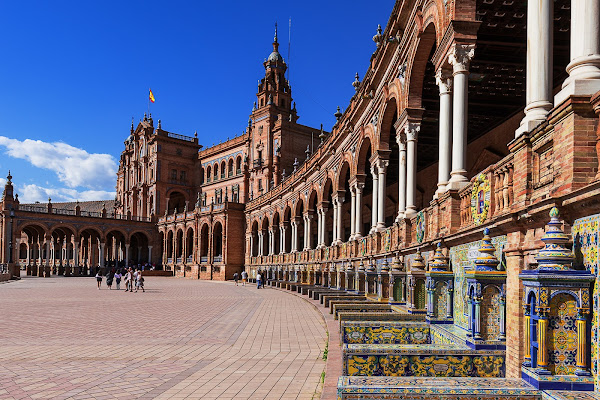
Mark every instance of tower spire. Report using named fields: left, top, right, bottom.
left=274, top=22, right=278, bottom=43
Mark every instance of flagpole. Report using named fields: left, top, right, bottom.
left=148, top=89, right=151, bottom=118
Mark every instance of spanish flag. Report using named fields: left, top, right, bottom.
left=149, top=89, right=155, bottom=103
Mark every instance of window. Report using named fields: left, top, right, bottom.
left=180, top=171, right=186, bottom=183
left=170, top=169, right=177, bottom=181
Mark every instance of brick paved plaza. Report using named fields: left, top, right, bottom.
left=0, top=277, right=327, bottom=400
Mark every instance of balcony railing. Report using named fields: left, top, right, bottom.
left=245, top=153, right=516, bottom=268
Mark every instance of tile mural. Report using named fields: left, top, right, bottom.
left=449, top=235, right=507, bottom=330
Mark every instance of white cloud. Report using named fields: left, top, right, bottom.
left=0, top=177, right=6, bottom=187
left=17, top=183, right=115, bottom=204
left=0, top=136, right=117, bottom=190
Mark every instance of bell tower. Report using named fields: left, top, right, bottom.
left=248, top=24, right=298, bottom=198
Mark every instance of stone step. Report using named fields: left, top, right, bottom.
left=337, top=376, right=540, bottom=399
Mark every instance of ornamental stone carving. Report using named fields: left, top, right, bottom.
left=448, top=44, right=476, bottom=74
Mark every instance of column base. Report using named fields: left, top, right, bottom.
left=404, top=208, right=417, bottom=219
left=555, top=77, right=600, bottom=106
left=446, top=175, right=469, bottom=191
left=368, top=227, right=377, bottom=235
left=375, top=222, right=386, bottom=231
left=395, top=212, right=405, bottom=223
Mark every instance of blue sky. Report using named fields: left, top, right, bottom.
left=0, top=1, right=394, bottom=203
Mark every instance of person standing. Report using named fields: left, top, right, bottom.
left=106, top=270, right=114, bottom=290
left=135, top=269, right=145, bottom=293
left=241, top=270, right=248, bottom=286
left=95, top=271, right=102, bottom=289
left=114, top=270, right=122, bottom=290
left=256, top=272, right=262, bottom=289
left=233, top=272, right=239, bottom=286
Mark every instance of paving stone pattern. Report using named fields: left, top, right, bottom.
left=0, top=277, right=327, bottom=399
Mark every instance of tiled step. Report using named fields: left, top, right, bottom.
left=337, top=376, right=540, bottom=399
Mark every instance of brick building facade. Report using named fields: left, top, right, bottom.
left=3, top=0, right=600, bottom=395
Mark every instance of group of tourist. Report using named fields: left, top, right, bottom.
left=233, top=270, right=267, bottom=289
left=95, top=267, right=145, bottom=292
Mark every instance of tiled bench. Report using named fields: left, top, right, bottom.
left=343, top=343, right=505, bottom=377
left=337, top=376, right=540, bottom=399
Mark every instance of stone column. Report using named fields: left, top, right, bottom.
left=268, top=228, right=274, bottom=255
left=370, top=163, right=379, bottom=234
left=376, top=158, right=388, bottom=230
left=45, top=241, right=50, bottom=267
left=556, top=0, right=600, bottom=104
left=516, top=0, right=553, bottom=136
left=250, top=234, right=255, bottom=257
left=148, top=246, right=152, bottom=264
left=73, top=241, right=79, bottom=268
left=291, top=220, right=297, bottom=252
left=350, top=185, right=357, bottom=240
left=125, top=244, right=129, bottom=268
left=336, top=196, right=344, bottom=244
left=316, top=208, right=323, bottom=248
left=258, top=231, right=264, bottom=256
left=100, top=242, right=105, bottom=268
left=305, top=213, right=314, bottom=250
left=321, top=206, right=329, bottom=247
left=447, top=43, right=475, bottom=190
left=354, top=181, right=365, bottom=238
left=332, top=199, right=338, bottom=244
left=435, top=69, right=453, bottom=196
left=404, top=123, right=420, bottom=218
left=473, top=295, right=482, bottom=340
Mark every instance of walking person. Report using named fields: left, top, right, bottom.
left=106, top=269, right=114, bottom=290
left=233, top=272, right=239, bottom=286
left=256, top=272, right=262, bottom=289
left=135, top=269, right=145, bottom=293
left=241, top=270, right=248, bottom=286
left=125, top=268, right=132, bottom=292
left=114, top=270, right=122, bottom=290
left=95, top=270, right=102, bottom=289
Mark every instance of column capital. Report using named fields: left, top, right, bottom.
left=395, top=132, right=407, bottom=150
left=448, top=43, right=475, bottom=74
left=333, top=190, right=346, bottom=203
left=404, top=122, right=420, bottom=142
left=435, top=68, right=453, bottom=94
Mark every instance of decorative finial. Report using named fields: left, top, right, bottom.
left=411, top=248, right=425, bottom=271
left=194, top=130, right=198, bottom=138
left=334, top=106, right=342, bottom=121
left=131, top=117, right=134, bottom=133
left=475, top=227, right=500, bottom=271
left=373, top=24, right=383, bottom=47
left=268, top=94, right=273, bottom=105
left=429, top=242, right=449, bottom=271
left=381, top=259, right=390, bottom=272
left=248, top=117, right=252, bottom=128
left=274, top=22, right=278, bottom=43
left=534, top=207, right=574, bottom=270
left=6, top=170, right=12, bottom=184
left=48, top=197, right=52, bottom=203
left=252, top=101, right=256, bottom=111
left=319, top=124, right=326, bottom=145
left=392, top=255, right=402, bottom=272
left=157, top=119, right=161, bottom=129
left=293, top=158, right=299, bottom=172
left=305, top=145, right=311, bottom=160
left=358, top=260, right=365, bottom=272
left=352, top=73, right=360, bottom=92
left=144, top=112, right=147, bottom=121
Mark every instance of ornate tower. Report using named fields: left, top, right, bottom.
left=248, top=24, right=296, bottom=198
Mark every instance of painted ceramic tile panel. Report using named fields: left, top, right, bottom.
left=480, top=285, right=502, bottom=341
left=572, top=214, right=600, bottom=390
left=435, top=281, right=448, bottom=319
left=346, top=354, right=505, bottom=377
left=547, top=293, right=578, bottom=375
left=449, top=235, right=507, bottom=330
